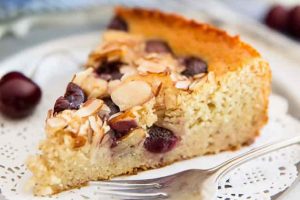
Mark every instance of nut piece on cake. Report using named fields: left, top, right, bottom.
left=27, top=7, right=271, bottom=196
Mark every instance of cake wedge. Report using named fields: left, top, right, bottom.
left=27, top=7, right=271, bottom=195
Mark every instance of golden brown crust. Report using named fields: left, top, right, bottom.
left=115, top=7, right=262, bottom=76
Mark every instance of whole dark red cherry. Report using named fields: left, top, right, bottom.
left=265, top=5, right=289, bottom=32
left=0, top=71, right=42, bottom=118
left=288, top=5, right=300, bottom=38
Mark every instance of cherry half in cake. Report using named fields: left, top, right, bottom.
left=27, top=7, right=271, bottom=196
left=144, top=125, right=178, bottom=153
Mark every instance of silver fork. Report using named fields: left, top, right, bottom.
left=89, top=136, right=300, bottom=200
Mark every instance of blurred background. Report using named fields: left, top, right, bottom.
left=0, top=0, right=299, bottom=58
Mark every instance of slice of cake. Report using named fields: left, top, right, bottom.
left=27, top=7, right=271, bottom=195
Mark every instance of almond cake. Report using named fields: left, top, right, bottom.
left=27, top=7, right=271, bottom=196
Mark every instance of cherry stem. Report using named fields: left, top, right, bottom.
left=27, top=49, right=83, bottom=79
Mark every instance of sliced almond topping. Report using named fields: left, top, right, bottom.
left=120, top=66, right=137, bottom=81
left=109, top=110, right=134, bottom=121
left=90, top=116, right=105, bottom=147
left=59, top=110, right=74, bottom=122
left=136, top=53, right=180, bottom=74
left=113, top=129, right=146, bottom=152
left=46, top=117, right=67, bottom=130
left=98, top=104, right=111, bottom=120
left=175, top=80, right=191, bottom=90
left=65, top=118, right=81, bottom=134
left=108, top=80, right=122, bottom=94
left=89, top=115, right=103, bottom=133
left=170, top=72, right=189, bottom=82
left=193, top=73, right=206, bottom=79
left=136, top=59, right=167, bottom=74
left=72, top=68, right=94, bottom=86
left=188, top=75, right=208, bottom=91
left=78, top=119, right=90, bottom=136
left=109, top=112, right=123, bottom=121
left=153, top=81, right=162, bottom=96
left=170, top=73, right=179, bottom=82
left=83, top=76, right=108, bottom=98
left=92, top=47, right=122, bottom=61
left=111, top=80, right=153, bottom=111
left=75, top=99, right=103, bottom=118
left=72, top=68, right=108, bottom=98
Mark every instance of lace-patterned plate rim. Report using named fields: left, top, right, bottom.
left=0, top=32, right=299, bottom=200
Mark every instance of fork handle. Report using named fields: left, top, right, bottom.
left=210, top=136, right=300, bottom=182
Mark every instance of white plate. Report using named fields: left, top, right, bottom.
left=0, top=32, right=300, bottom=200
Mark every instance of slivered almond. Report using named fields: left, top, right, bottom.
left=137, top=59, right=167, bottom=73
left=111, top=80, right=153, bottom=111
left=193, top=73, right=206, bottom=79
left=78, top=119, right=90, bottom=136
left=153, top=82, right=162, bottom=96
left=83, top=76, right=108, bottom=98
left=72, top=68, right=93, bottom=86
left=108, top=80, right=122, bottom=94
left=72, top=68, right=108, bottom=98
left=175, top=80, right=191, bottom=90
left=65, top=118, right=81, bottom=134
left=120, top=65, right=137, bottom=75
left=113, top=129, right=146, bottom=151
left=46, top=117, right=67, bottom=130
left=109, top=112, right=123, bottom=121
left=170, top=73, right=180, bottom=82
left=109, top=110, right=134, bottom=122
left=59, top=110, right=74, bottom=122
left=188, top=75, right=208, bottom=91
left=89, top=115, right=103, bottom=133
left=75, top=99, right=103, bottom=117
left=90, top=116, right=105, bottom=146
left=93, top=47, right=122, bottom=60
left=98, top=104, right=111, bottom=120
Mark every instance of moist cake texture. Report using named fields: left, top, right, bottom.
left=27, top=7, right=271, bottom=195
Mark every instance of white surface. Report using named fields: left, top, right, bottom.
left=0, top=33, right=300, bottom=199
